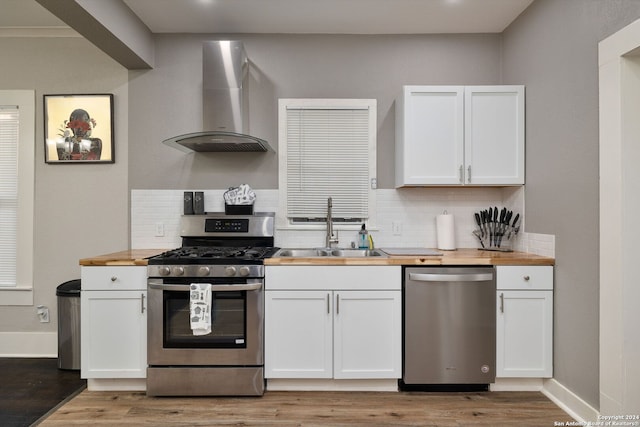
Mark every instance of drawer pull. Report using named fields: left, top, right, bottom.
left=110, top=276, right=117, bottom=282
left=523, top=275, right=530, bottom=281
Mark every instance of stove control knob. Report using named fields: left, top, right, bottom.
left=159, top=267, right=171, bottom=276
left=198, top=266, right=210, bottom=277
left=225, top=266, right=237, bottom=277
left=238, top=266, right=251, bottom=277
left=173, top=266, right=185, bottom=276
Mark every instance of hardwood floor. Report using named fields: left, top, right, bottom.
left=0, top=358, right=86, bottom=427
left=40, top=389, right=571, bottom=426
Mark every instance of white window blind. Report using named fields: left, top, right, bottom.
left=0, top=90, right=34, bottom=300
left=0, top=107, right=18, bottom=286
left=280, top=99, right=376, bottom=224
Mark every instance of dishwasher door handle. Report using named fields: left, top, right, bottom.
left=408, top=273, right=493, bottom=282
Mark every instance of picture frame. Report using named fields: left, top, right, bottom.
left=44, top=94, right=114, bottom=164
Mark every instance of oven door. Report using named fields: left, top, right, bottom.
left=147, top=277, right=263, bottom=366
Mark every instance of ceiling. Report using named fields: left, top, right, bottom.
left=2, top=0, right=534, bottom=35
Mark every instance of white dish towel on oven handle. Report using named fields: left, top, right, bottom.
left=190, top=283, right=212, bottom=336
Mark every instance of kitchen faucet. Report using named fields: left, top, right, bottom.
left=325, top=197, right=339, bottom=248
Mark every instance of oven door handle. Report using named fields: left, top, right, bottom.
left=149, top=283, right=263, bottom=292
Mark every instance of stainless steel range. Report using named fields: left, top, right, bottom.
left=146, top=212, right=276, bottom=397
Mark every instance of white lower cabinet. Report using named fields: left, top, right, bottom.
left=496, top=265, right=553, bottom=378
left=264, top=266, right=401, bottom=380
left=265, top=290, right=333, bottom=378
left=80, top=266, right=147, bottom=379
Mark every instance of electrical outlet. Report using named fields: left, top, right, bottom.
left=155, top=222, right=165, bottom=237
left=36, top=305, right=50, bottom=323
left=392, top=221, right=402, bottom=235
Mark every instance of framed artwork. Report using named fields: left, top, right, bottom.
left=44, top=94, right=114, bottom=163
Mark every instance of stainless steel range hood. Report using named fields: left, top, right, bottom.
left=163, top=41, right=271, bottom=153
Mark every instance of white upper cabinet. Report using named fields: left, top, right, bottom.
left=395, top=85, right=525, bottom=187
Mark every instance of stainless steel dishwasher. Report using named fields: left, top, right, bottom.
left=401, top=266, right=496, bottom=391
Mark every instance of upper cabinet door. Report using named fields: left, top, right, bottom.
left=464, top=86, right=525, bottom=185
left=395, top=86, right=465, bottom=186
left=395, top=85, right=525, bottom=187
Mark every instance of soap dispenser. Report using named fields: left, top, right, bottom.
left=358, top=224, right=369, bottom=249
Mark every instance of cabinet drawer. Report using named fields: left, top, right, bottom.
left=81, top=266, right=147, bottom=291
left=496, top=266, right=553, bottom=290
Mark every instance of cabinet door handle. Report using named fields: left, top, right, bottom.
left=327, top=293, right=330, bottom=314
left=500, top=292, right=504, bottom=313
left=141, top=293, right=146, bottom=313
left=467, top=165, right=472, bottom=183
left=336, top=294, right=340, bottom=314
left=459, top=165, right=464, bottom=183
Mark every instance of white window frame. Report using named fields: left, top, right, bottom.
left=0, top=90, right=35, bottom=305
left=277, top=98, right=377, bottom=231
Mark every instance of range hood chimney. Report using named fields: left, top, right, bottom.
left=162, top=41, right=271, bottom=152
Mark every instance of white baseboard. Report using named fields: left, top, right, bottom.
left=0, top=332, right=57, bottom=357
left=87, top=378, right=146, bottom=391
left=267, top=378, right=399, bottom=392
left=491, top=377, right=544, bottom=391
left=542, top=378, right=600, bottom=423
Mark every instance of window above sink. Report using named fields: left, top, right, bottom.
left=276, top=98, right=378, bottom=231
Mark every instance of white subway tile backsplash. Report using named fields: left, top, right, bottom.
left=131, top=187, right=555, bottom=257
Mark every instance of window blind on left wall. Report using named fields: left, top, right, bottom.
left=0, top=106, right=19, bottom=286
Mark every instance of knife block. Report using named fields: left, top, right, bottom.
left=473, top=228, right=516, bottom=252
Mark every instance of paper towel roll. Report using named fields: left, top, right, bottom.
left=436, top=214, right=456, bottom=250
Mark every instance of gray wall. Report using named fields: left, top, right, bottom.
left=128, top=34, right=502, bottom=190
left=0, top=37, right=129, bottom=334
left=502, top=0, right=640, bottom=409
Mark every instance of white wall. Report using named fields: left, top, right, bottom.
left=131, top=188, right=554, bottom=258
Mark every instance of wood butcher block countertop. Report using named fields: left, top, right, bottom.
left=265, top=248, right=554, bottom=266
left=80, top=248, right=554, bottom=267
left=79, top=249, right=168, bottom=266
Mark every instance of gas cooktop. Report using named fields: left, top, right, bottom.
left=147, top=246, right=278, bottom=265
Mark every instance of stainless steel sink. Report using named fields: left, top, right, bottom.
left=273, top=248, right=386, bottom=258
left=330, top=249, right=384, bottom=257
left=274, top=248, right=331, bottom=257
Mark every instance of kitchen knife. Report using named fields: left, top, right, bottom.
left=498, top=208, right=506, bottom=247
left=513, top=213, right=521, bottom=235
left=474, top=212, right=482, bottom=237
left=508, top=213, right=520, bottom=239
left=500, top=210, right=513, bottom=247
left=493, top=207, right=499, bottom=246
left=482, top=210, right=489, bottom=242
left=472, top=229, right=485, bottom=248
left=487, top=207, right=493, bottom=246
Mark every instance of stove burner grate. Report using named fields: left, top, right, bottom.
left=157, top=246, right=275, bottom=261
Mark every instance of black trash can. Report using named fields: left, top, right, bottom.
left=56, top=279, right=81, bottom=370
